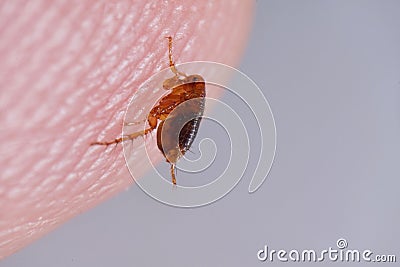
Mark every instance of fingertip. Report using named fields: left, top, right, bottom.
left=0, top=0, right=254, bottom=259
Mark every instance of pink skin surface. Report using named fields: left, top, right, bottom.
left=0, top=0, right=254, bottom=259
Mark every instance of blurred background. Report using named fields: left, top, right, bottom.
left=2, top=1, right=399, bottom=266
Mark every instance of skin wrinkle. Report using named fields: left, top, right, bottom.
left=81, top=8, right=141, bottom=128
left=0, top=2, right=35, bottom=53
left=9, top=1, right=126, bottom=228
left=41, top=3, right=95, bottom=103
left=5, top=3, right=88, bottom=132
left=0, top=0, right=254, bottom=259
left=13, top=2, right=72, bottom=107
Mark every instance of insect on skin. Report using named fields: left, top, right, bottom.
left=91, top=36, right=206, bottom=185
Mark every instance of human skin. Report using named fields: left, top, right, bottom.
left=0, top=0, right=254, bottom=259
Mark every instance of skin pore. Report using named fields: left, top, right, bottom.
left=0, top=0, right=254, bottom=258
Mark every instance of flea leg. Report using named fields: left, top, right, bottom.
left=165, top=36, right=187, bottom=78
left=124, top=119, right=146, bottom=126
left=170, top=163, right=177, bottom=185
left=90, top=128, right=153, bottom=146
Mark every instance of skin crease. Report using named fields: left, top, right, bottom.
left=0, top=0, right=254, bottom=259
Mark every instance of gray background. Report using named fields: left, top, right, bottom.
left=2, top=1, right=399, bottom=266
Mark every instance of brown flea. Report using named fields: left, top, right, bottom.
left=91, top=36, right=206, bottom=185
